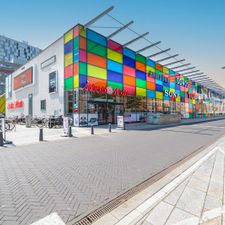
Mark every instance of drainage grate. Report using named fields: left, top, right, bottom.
left=73, top=137, right=221, bottom=225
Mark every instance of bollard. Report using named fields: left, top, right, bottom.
left=39, top=128, right=43, bottom=141
left=123, top=123, right=126, bottom=130
left=0, top=131, right=3, bottom=146
left=91, top=125, right=94, bottom=135
left=109, top=123, right=111, bottom=132
left=69, top=126, right=72, bottom=137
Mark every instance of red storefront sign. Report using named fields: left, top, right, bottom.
left=14, top=67, right=33, bottom=90
left=7, top=100, right=23, bottom=109
left=83, top=83, right=128, bottom=97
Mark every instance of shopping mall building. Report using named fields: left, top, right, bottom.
left=5, top=24, right=225, bottom=126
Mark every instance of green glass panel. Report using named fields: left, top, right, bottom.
left=136, top=54, right=146, bottom=64
left=64, top=77, right=73, bottom=90
left=180, top=91, right=185, bottom=97
left=163, top=86, right=169, bottom=91
left=79, top=62, right=87, bottom=75
left=155, top=70, right=163, bottom=75
left=87, top=40, right=107, bottom=57
left=74, top=37, right=79, bottom=50
left=107, top=81, right=123, bottom=90
left=136, top=78, right=146, bottom=88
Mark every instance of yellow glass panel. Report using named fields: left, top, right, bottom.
left=64, top=30, right=73, bottom=43
left=74, top=75, right=79, bottom=88
left=107, top=49, right=122, bottom=63
left=65, top=53, right=73, bottom=67
left=146, top=66, right=155, bottom=73
left=88, top=65, right=107, bottom=80
left=163, top=67, right=169, bottom=74
left=79, top=25, right=86, bottom=37
left=156, top=91, right=163, bottom=99
left=136, top=87, right=146, bottom=96
left=176, top=96, right=180, bottom=102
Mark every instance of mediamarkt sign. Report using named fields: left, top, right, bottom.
left=83, top=83, right=128, bottom=97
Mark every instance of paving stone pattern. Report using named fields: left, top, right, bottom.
left=0, top=120, right=225, bottom=225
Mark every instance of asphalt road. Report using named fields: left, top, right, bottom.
left=0, top=119, right=225, bottom=225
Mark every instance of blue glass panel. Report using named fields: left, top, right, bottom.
left=164, top=95, right=170, bottom=100
left=64, top=40, right=73, bottom=54
left=136, top=70, right=146, bottom=80
left=170, top=82, right=175, bottom=88
left=123, top=55, right=135, bottom=68
left=156, top=84, right=163, bottom=92
left=169, top=70, right=175, bottom=75
left=147, top=90, right=155, bottom=98
left=175, top=84, right=180, bottom=90
left=107, top=70, right=123, bottom=83
left=163, top=82, right=169, bottom=87
left=74, top=52, right=79, bottom=62
left=147, top=59, right=155, bottom=68
left=107, top=60, right=123, bottom=73
left=79, top=74, right=87, bottom=88
left=156, top=80, right=163, bottom=85
left=181, top=97, right=185, bottom=102
left=87, top=29, right=106, bottom=46
left=123, top=47, right=136, bottom=59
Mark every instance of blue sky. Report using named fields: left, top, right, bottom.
left=1, top=0, right=225, bottom=87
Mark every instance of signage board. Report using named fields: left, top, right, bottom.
left=14, top=67, right=33, bottom=90
left=117, top=115, right=124, bottom=129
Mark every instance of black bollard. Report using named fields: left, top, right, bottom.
left=69, top=126, right=72, bottom=137
left=39, top=128, right=43, bottom=141
left=109, top=123, right=111, bottom=132
left=91, top=125, right=94, bottom=135
left=0, top=131, right=3, bottom=146
left=123, top=123, right=126, bottom=130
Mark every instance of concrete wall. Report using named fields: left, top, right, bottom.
left=6, top=37, right=64, bottom=118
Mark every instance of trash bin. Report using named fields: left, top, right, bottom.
left=25, top=115, right=32, bottom=128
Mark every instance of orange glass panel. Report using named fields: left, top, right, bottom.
left=88, top=77, right=107, bottom=87
left=87, top=53, right=106, bottom=69
left=136, top=61, right=146, bottom=72
left=79, top=37, right=86, bottom=50
left=147, top=82, right=156, bottom=90
left=124, top=75, right=135, bottom=86
left=156, top=63, right=163, bottom=71
left=74, top=62, right=78, bottom=75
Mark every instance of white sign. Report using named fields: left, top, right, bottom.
left=88, top=113, right=98, bottom=126
left=63, top=117, right=70, bottom=135
left=117, top=116, right=124, bottom=128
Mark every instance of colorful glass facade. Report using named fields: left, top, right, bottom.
left=64, top=24, right=225, bottom=123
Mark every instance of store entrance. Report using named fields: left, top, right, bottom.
left=88, top=101, right=123, bottom=125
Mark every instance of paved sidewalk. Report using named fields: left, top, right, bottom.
left=93, top=135, right=225, bottom=225
left=4, top=116, right=225, bottom=147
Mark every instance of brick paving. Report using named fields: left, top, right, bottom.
left=0, top=120, right=225, bottom=224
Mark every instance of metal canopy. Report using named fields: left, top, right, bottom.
left=84, top=6, right=114, bottom=28
left=163, top=59, right=185, bottom=67
left=148, top=48, right=171, bottom=58
left=182, top=70, right=200, bottom=75
left=189, top=75, right=207, bottom=80
left=137, top=41, right=161, bottom=53
left=175, top=67, right=196, bottom=73
left=170, top=63, right=191, bottom=70
left=156, top=54, right=179, bottom=63
left=123, top=32, right=149, bottom=47
left=187, top=72, right=204, bottom=77
left=107, top=21, right=134, bottom=39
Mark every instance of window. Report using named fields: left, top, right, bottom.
left=49, top=71, right=57, bottom=93
left=40, top=100, right=46, bottom=111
